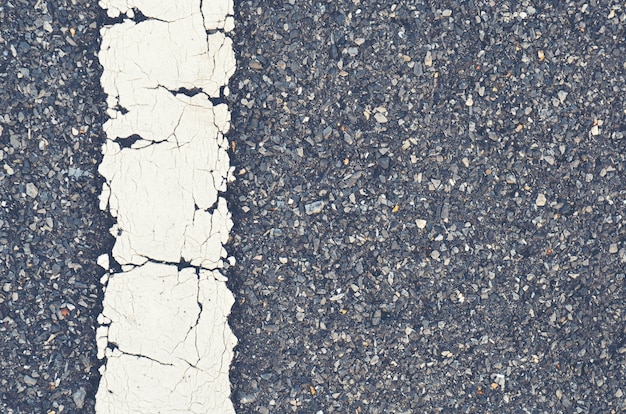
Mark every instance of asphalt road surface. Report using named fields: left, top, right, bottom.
left=2, top=0, right=626, bottom=413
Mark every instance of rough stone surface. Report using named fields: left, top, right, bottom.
left=4, top=0, right=626, bottom=413
left=226, top=1, right=626, bottom=413
left=0, top=1, right=112, bottom=412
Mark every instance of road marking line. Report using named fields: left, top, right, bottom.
left=95, top=1, right=236, bottom=412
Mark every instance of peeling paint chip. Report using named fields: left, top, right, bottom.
left=96, top=0, right=237, bottom=412
left=96, top=263, right=236, bottom=413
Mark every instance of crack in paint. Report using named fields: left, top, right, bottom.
left=96, top=1, right=237, bottom=412
left=108, top=342, right=176, bottom=367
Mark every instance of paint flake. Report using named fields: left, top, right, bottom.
left=100, top=0, right=234, bottom=31
left=98, top=122, right=232, bottom=267
left=96, top=263, right=235, bottom=370
left=99, top=17, right=235, bottom=99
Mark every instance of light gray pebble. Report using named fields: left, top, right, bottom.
left=374, top=112, right=388, bottom=123
left=305, top=200, right=324, bottom=215
left=73, top=387, right=86, bottom=409
left=26, top=183, right=38, bottom=198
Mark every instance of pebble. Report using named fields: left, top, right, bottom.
left=416, top=219, right=427, bottom=229
left=609, top=243, right=618, bottom=254
left=23, top=375, right=37, bottom=386
left=590, top=125, right=600, bottom=136
left=73, top=387, right=86, bottom=409
left=505, top=174, right=517, bottom=184
left=377, top=155, right=390, bottom=169
left=4, top=164, right=15, bottom=175
left=374, top=112, right=388, bottom=123
left=26, top=183, right=38, bottom=198
left=535, top=193, right=547, bottom=207
left=305, top=200, right=324, bottom=215
left=424, top=50, right=433, bottom=67
left=538, top=50, right=545, bottom=61
left=238, top=391, right=257, bottom=404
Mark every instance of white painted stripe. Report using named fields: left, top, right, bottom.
left=95, top=1, right=236, bottom=412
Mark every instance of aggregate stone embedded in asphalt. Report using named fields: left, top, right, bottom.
left=0, top=1, right=112, bottom=412
left=2, top=0, right=626, bottom=413
left=226, top=1, right=626, bottom=412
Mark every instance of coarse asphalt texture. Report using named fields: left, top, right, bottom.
left=0, top=0, right=112, bottom=412
left=1, top=0, right=626, bottom=413
left=226, top=1, right=626, bottom=413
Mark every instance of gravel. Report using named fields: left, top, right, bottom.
left=226, top=1, right=626, bottom=413
left=0, top=1, right=111, bottom=412
left=2, top=0, right=626, bottom=413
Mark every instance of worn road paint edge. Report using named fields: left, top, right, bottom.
left=95, top=1, right=237, bottom=412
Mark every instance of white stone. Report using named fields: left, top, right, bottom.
left=424, top=50, right=433, bottom=67
left=305, top=200, right=324, bottom=215
left=374, top=112, right=388, bottom=123
left=536, top=193, right=547, bottom=207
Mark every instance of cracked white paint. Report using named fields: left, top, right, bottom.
left=96, top=0, right=236, bottom=412
left=100, top=0, right=234, bottom=31
left=100, top=18, right=235, bottom=99
left=96, top=263, right=235, bottom=412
